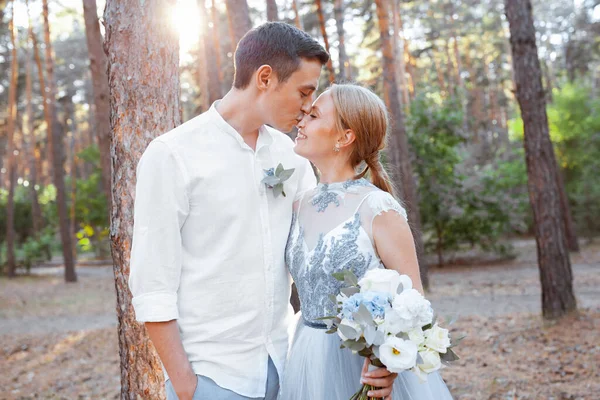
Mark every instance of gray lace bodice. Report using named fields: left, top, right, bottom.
left=285, top=178, right=407, bottom=325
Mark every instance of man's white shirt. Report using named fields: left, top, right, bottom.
left=128, top=103, right=316, bottom=397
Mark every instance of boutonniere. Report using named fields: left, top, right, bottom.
left=262, top=163, right=295, bottom=198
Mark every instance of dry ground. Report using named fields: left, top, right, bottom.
left=1, top=239, right=599, bottom=399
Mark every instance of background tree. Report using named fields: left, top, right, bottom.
left=104, top=0, right=181, bottom=396
left=505, top=0, right=577, bottom=319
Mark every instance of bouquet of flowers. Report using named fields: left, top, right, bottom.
left=320, top=268, right=461, bottom=400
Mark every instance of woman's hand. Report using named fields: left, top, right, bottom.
left=361, top=358, right=398, bottom=399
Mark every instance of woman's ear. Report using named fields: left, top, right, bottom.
left=255, top=65, right=274, bottom=91
left=338, top=129, right=356, bottom=149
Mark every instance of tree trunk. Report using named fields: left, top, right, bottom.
left=334, top=0, right=351, bottom=81
left=391, top=0, right=409, bottom=108
left=82, top=0, right=112, bottom=213
left=266, top=0, right=278, bottom=21
left=505, top=0, right=577, bottom=319
left=374, top=0, right=429, bottom=290
left=206, top=0, right=223, bottom=103
left=104, top=0, right=180, bottom=396
left=25, top=1, right=43, bottom=235
left=5, top=1, right=18, bottom=278
left=292, top=0, right=302, bottom=29
left=315, top=0, right=335, bottom=83
left=556, top=169, right=579, bottom=251
left=42, top=0, right=77, bottom=282
left=224, top=0, right=252, bottom=48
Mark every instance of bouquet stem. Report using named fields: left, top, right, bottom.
left=349, top=384, right=383, bottom=400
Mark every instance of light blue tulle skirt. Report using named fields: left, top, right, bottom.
left=280, top=315, right=453, bottom=400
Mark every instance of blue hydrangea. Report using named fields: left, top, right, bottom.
left=341, top=292, right=391, bottom=321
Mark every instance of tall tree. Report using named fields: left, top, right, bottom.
left=42, top=0, right=77, bottom=282
left=82, top=0, right=112, bottom=212
left=25, top=0, right=43, bottom=236
left=291, top=0, right=302, bottom=29
left=5, top=0, right=19, bottom=278
left=505, top=0, right=577, bottom=319
left=266, top=0, right=278, bottom=21
left=224, top=0, right=252, bottom=48
left=334, top=0, right=351, bottom=81
left=208, top=0, right=224, bottom=101
left=391, top=0, right=409, bottom=108
left=104, top=0, right=180, bottom=396
left=315, top=0, right=335, bottom=83
left=374, top=0, right=429, bottom=290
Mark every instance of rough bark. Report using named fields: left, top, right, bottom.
left=42, top=0, right=77, bottom=282
left=505, top=0, right=577, bottom=319
left=334, top=0, right=351, bottom=81
left=315, top=0, right=335, bottom=83
left=25, top=1, right=43, bottom=235
left=5, top=1, right=18, bottom=278
left=266, top=0, right=278, bottom=21
left=104, top=0, right=180, bottom=397
left=82, top=0, right=112, bottom=213
left=224, top=0, right=252, bottom=49
left=374, top=0, right=429, bottom=290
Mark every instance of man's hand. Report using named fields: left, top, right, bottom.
left=145, top=321, right=197, bottom=400
left=171, top=372, right=197, bottom=400
left=361, top=358, right=398, bottom=400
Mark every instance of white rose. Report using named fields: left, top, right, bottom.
left=391, top=289, right=433, bottom=329
left=408, top=326, right=426, bottom=346
left=358, top=269, right=412, bottom=296
left=423, top=323, right=451, bottom=353
left=412, top=349, right=442, bottom=382
left=378, top=308, right=413, bottom=335
left=379, top=336, right=418, bottom=373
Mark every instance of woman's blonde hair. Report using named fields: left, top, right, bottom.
left=330, top=83, right=396, bottom=196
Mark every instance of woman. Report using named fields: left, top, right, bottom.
left=280, top=84, right=453, bottom=399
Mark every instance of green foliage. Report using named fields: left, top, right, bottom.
left=408, top=95, right=529, bottom=264
left=507, top=83, right=600, bottom=236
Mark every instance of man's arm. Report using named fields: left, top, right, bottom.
left=146, top=321, right=197, bottom=400
left=128, top=140, right=192, bottom=398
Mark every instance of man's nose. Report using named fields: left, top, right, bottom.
left=300, top=100, right=312, bottom=114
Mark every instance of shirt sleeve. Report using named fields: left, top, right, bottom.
left=128, top=140, right=190, bottom=323
left=367, top=190, right=408, bottom=222
left=295, top=158, right=317, bottom=200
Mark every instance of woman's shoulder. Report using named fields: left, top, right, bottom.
left=360, top=187, right=408, bottom=221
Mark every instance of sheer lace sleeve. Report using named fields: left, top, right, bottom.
left=359, top=190, right=408, bottom=240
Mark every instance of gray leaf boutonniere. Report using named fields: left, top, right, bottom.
left=262, top=163, right=295, bottom=198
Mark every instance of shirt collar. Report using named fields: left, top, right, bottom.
left=209, top=101, right=274, bottom=153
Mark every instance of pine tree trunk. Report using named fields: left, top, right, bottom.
left=82, top=0, right=112, bottom=213
left=292, top=0, right=302, bottom=29
left=5, top=1, right=18, bottom=278
left=25, top=3, right=43, bottom=235
left=42, top=0, right=77, bottom=282
left=104, top=0, right=180, bottom=396
left=334, top=0, right=351, bottom=81
left=391, top=0, right=409, bottom=108
left=266, top=0, right=278, bottom=21
left=374, top=0, right=429, bottom=290
left=207, top=0, right=224, bottom=103
left=556, top=169, right=579, bottom=251
left=224, top=0, right=252, bottom=48
left=315, top=0, right=335, bottom=83
left=505, top=0, right=577, bottom=319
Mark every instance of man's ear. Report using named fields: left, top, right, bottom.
left=338, top=129, right=356, bottom=148
left=255, top=64, right=274, bottom=91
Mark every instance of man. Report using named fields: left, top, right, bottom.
left=129, top=22, right=395, bottom=400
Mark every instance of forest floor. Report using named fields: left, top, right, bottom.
left=1, top=238, right=599, bottom=400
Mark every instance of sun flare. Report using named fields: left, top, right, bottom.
left=171, top=0, right=202, bottom=57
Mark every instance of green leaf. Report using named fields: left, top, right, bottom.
left=275, top=163, right=284, bottom=176
left=332, top=272, right=346, bottom=281
left=278, top=168, right=295, bottom=181
left=341, top=286, right=359, bottom=297
left=272, top=184, right=283, bottom=198
left=344, top=270, right=359, bottom=287
left=440, top=348, right=460, bottom=362
left=262, top=175, right=280, bottom=186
